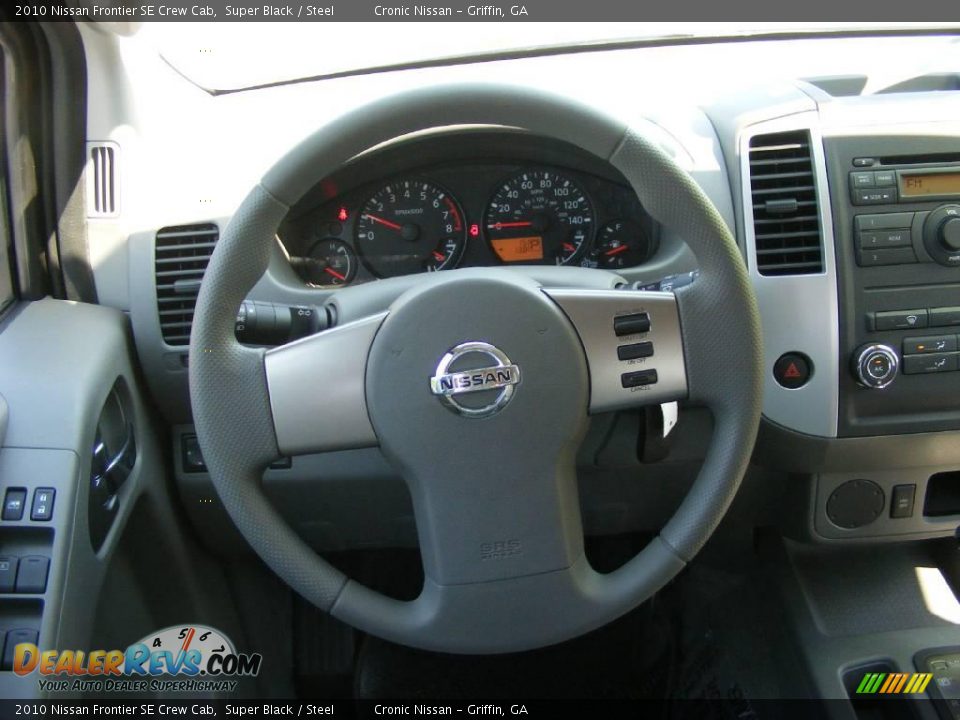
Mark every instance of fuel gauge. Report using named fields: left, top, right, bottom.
left=594, top=220, right=649, bottom=269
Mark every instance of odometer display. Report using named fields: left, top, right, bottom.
left=485, top=170, right=594, bottom=265
left=355, top=180, right=466, bottom=277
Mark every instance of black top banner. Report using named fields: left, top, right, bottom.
left=6, top=0, right=960, bottom=21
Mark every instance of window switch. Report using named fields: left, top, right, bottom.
left=182, top=435, right=207, bottom=473
left=15, top=556, right=49, bottom=594
left=30, top=488, right=55, bottom=521
left=2, top=629, right=38, bottom=671
left=891, top=484, right=916, bottom=519
left=0, top=556, right=17, bottom=592
left=2, top=488, right=26, bottom=521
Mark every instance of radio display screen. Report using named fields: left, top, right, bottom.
left=900, top=171, right=960, bottom=198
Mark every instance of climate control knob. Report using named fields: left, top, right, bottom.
left=853, top=344, right=899, bottom=389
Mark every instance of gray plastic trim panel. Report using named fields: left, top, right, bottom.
left=739, top=113, right=840, bottom=438
left=544, top=289, right=687, bottom=413
left=264, top=312, right=386, bottom=455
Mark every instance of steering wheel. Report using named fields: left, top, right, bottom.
left=189, top=84, right=762, bottom=654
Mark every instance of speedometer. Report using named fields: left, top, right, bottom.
left=355, top=180, right=466, bottom=278
left=485, top=170, right=594, bottom=266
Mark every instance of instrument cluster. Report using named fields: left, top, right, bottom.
left=278, top=162, right=659, bottom=288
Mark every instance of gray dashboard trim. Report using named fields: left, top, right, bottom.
left=739, top=113, right=840, bottom=439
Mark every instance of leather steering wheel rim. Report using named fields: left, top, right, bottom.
left=188, top=83, right=763, bottom=654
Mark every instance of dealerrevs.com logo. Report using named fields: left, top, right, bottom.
left=13, top=624, right=262, bottom=693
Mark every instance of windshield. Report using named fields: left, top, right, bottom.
left=142, top=22, right=954, bottom=92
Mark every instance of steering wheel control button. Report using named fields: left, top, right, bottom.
left=871, top=309, right=928, bottom=331
left=903, top=352, right=958, bottom=375
left=613, top=312, right=650, bottom=337
left=30, top=488, right=55, bottom=522
left=853, top=344, right=899, bottom=389
left=773, top=353, right=812, bottom=389
left=903, top=335, right=958, bottom=355
left=429, top=342, right=521, bottom=418
left=14, top=556, right=49, bottom=594
left=890, top=484, right=917, bottom=519
left=621, top=369, right=658, bottom=389
left=617, top=341, right=654, bottom=361
left=827, top=479, right=885, bottom=529
left=2, top=488, right=26, bottom=521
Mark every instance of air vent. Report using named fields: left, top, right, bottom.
left=155, top=224, right=219, bottom=346
left=748, top=130, right=824, bottom=276
left=86, top=142, right=119, bottom=218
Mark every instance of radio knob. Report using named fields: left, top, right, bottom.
left=940, top=217, right=960, bottom=251
left=853, top=344, right=899, bottom=389
left=924, top=205, right=960, bottom=265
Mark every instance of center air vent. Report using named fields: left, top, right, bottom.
left=155, top=224, right=219, bottom=346
left=748, top=130, right=824, bottom=276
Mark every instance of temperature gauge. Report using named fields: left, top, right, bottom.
left=426, top=236, right=465, bottom=271
left=297, top=238, right=357, bottom=288
left=594, top=220, right=649, bottom=269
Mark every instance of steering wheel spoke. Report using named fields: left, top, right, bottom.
left=264, top=312, right=386, bottom=455
left=544, top=289, right=688, bottom=413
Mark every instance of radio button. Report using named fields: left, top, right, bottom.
left=858, top=230, right=911, bottom=249
left=853, top=158, right=877, bottom=167
left=903, top=335, right=958, bottom=355
left=930, top=307, right=960, bottom=328
left=902, top=353, right=958, bottom=375
left=851, top=171, right=876, bottom=189
left=858, top=247, right=917, bottom=266
left=872, top=309, right=928, bottom=331
left=856, top=212, right=914, bottom=231
left=853, top=188, right=897, bottom=205
left=875, top=171, right=897, bottom=187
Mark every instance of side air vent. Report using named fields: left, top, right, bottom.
left=748, top=130, right=824, bottom=276
left=155, top=224, right=219, bottom=346
left=86, top=142, right=119, bottom=218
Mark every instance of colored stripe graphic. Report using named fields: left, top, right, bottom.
left=856, top=672, right=932, bottom=694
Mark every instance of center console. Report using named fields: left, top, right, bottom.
left=826, top=135, right=960, bottom=438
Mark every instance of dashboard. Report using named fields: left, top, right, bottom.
left=277, top=132, right=659, bottom=287
left=87, top=27, right=960, bottom=552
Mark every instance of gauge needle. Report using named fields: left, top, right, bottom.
left=563, top=242, right=576, bottom=252
left=324, top=267, right=346, bottom=281
left=488, top=221, right=534, bottom=230
left=432, top=251, right=446, bottom=262
left=605, top=245, right=629, bottom=257
left=363, top=213, right=403, bottom=231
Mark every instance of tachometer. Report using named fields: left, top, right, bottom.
left=485, top=170, right=594, bottom=265
left=355, top=180, right=466, bottom=277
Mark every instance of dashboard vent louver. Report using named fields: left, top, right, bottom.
left=86, top=142, right=120, bottom=218
left=154, top=224, right=219, bottom=346
left=748, top=130, right=824, bottom=276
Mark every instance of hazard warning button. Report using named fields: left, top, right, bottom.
left=773, top=353, right=812, bottom=389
